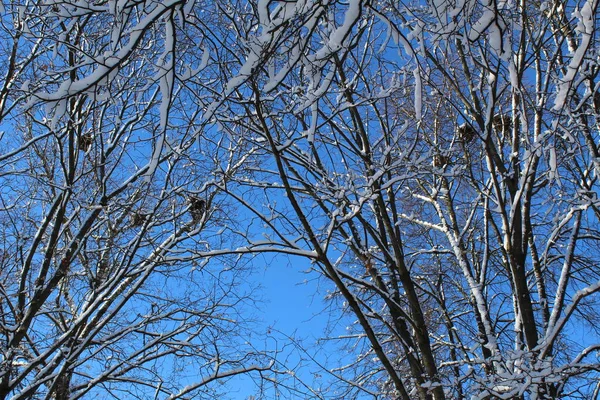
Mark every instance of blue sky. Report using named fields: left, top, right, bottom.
left=220, top=251, right=369, bottom=399
left=229, top=255, right=330, bottom=399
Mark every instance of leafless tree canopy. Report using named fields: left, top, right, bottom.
left=1, top=0, right=600, bottom=399
left=0, top=1, right=278, bottom=398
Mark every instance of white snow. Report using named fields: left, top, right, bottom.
left=554, top=0, right=598, bottom=110
left=413, top=68, right=422, bottom=120
left=312, top=0, right=361, bottom=60
left=28, top=0, right=185, bottom=105
left=257, top=0, right=270, bottom=26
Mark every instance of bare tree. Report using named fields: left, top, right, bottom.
left=4, top=0, right=600, bottom=399
left=0, top=1, right=283, bottom=398
left=204, top=0, right=600, bottom=398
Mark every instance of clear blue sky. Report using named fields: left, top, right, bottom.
left=224, top=253, right=352, bottom=400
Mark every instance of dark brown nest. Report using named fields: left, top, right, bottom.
left=131, top=212, right=149, bottom=227
left=432, top=154, right=450, bottom=168
left=457, top=123, right=477, bottom=143
left=189, top=197, right=206, bottom=222
left=78, top=133, right=93, bottom=152
left=493, top=114, right=512, bottom=133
